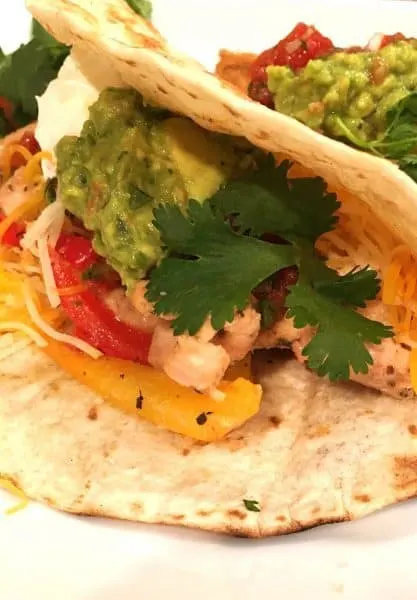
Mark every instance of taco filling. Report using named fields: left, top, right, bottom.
left=2, top=14, right=417, bottom=443
left=218, top=24, right=417, bottom=182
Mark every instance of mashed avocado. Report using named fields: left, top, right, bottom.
left=267, top=40, right=417, bottom=142
left=56, top=88, right=245, bottom=288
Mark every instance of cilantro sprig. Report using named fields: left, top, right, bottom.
left=0, top=20, right=69, bottom=134
left=335, top=92, right=417, bottom=182
left=146, top=157, right=393, bottom=381
left=147, top=200, right=296, bottom=335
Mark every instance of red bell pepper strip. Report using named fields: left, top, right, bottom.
left=50, top=238, right=152, bottom=364
left=0, top=213, right=25, bottom=247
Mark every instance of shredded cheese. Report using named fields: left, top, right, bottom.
left=23, top=151, right=53, bottom=183
left=21, top=200, right=65, bottom=252
left=1, top=261, right=41, bottom=275
left=23, top=281, right=103, bottom=359
left=0, top=479, right=29, bottom=515
left=0, top=192, right=44, bottom=242
left=0, top=322, right=47, bottom=347
left=37, top=237, right=60, bottom=308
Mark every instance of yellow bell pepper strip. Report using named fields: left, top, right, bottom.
left=42, top=340, right=262, bottom=442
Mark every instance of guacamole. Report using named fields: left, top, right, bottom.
left=267, top=40, right=417, bottom=142
left=56, top=88, right=243, bottom=288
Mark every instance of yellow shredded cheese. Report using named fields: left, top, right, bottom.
left=23, top=281, right=103, bottom=359
left=0, top=479, right=29, bottom=515
left=0, top=192, right=44, bottom=242
left=319, top=191, right=417, bottom=353
left=23, top=151, right=53, bottom=183
left=0, top=321, right=47, bottom=346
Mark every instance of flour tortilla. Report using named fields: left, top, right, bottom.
left=2, top=333, right=417, bottom=537
left=2, top=0, right=414, bottom=536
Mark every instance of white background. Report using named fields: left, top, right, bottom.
left=2, top=2, right=417, bottom=599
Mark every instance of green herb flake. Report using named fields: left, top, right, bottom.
left=44, top=177, right=57, bottom=204
left=243, top=499, right=261, bottom=512
left=81, top=265, right=101, bottom=281
left=125, top=0, right=153, bottom=19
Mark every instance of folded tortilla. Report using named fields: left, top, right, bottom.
left=0, top=0, right=412, bottom=536
left=3, top=333, right=417, bottom=537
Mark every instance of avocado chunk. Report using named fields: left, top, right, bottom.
left=160, top=117, right=237, bottom=201
left=56, top=88, right=245, bottom=289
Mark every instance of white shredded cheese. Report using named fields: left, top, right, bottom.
left=37, top=237, right=60, bottom=309
left=0, top=322, right=47, bottom=347
left=23, top=282, right=103, bottom=359
left=20, top=199, right=65, bottom=252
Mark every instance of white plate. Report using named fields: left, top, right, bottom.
left=2, top=1, right=417, bottom=599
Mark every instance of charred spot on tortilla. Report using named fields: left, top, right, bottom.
left=269, top=416, right=281, bottom=427
left=119, top=373, right=125, bottom=379
left=196, top=412, right=213, bottom=426
left=88, top=406, right=98, bottom=420
left=243, top=499, right=261, bottom=512
left=227, top=509, right=247, bottom=520
left=408, top=424, right=417, bottom=436
left=171, top=514, right=185, bottom=521
left=354, top=494, right=371, bottom=503
left=386, top=365, right=395, bottom=375
left=400, top=388, right=415, bottom=399
left=136, top=391, right=144, bottom=410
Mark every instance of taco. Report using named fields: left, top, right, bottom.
left=1, top=0, right=417, bottom=537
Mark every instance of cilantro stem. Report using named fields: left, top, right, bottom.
left=333, top=117, right=383, bottom=157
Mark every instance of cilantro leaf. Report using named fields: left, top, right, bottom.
left=0, top=40, right=65, bottom=119
left=125, top=0, right=153, bottom=19
left=147, top=200, right=296, bottom=334
left=0, top=21, right=69, bottom=130
left=398, top=154, right=417, bottom=181
left=315, top=266, right=381, bottom=307
left=210, top=156, right=340, bottom=240
left=285, top=280, right=392, bottom=381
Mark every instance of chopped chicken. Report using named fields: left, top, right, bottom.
left=220, top=307, right=261, bottom=361
left=105, top=287, right=160, bottom=333
left=255, top=315, right=301, bottom=349
left=0, top=166, right=39, bottom=215
left=149, top=321, right=230, bottom=392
